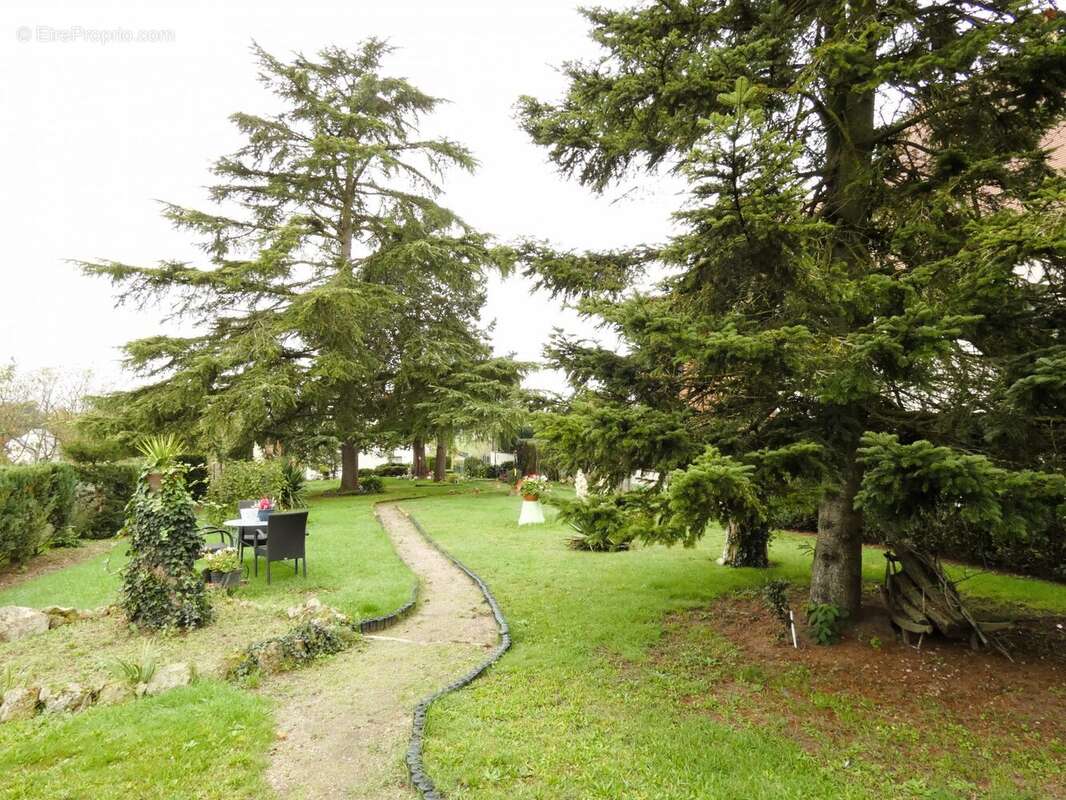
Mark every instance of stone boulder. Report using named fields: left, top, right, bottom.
left=40, top=683, right=94, bottom=714
left=145, top=662, right=193, bottom=696
left=41, top=606, right=80, bottom=629
left=0, top=687, right=40, bottom=722
left=96, top=682, right=134, bottom=706
left=0, top=606, right=50, bottom=642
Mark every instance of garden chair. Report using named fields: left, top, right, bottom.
left=252, top=510, right=308, bottom=584
left=199, top=524, right=234, bottom=554
left=235, top=499, right=266, bottom=562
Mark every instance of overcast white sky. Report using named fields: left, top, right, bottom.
left=2, top=0, right=682, bottom=395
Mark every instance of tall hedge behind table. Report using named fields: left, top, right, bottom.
left=121, top=443, right=212, bottom=630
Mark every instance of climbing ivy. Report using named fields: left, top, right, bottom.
left=120, top=461, right=212, bottom=630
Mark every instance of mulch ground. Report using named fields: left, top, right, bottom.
left=647, top=587, right=1066, bottom=795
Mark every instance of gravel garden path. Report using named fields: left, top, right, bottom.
left=265, top=503, right=498, bottom=800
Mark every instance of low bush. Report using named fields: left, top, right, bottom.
left=71, top=462, right=139, bottom=539
left=461, top=457, right=491, bottom=478
left=358, top=474, right=384, bottom=494
left=554, top=494, right=635, bottom=552
left=373, top=463, right=409, bottom=477
left=0, top=463, right=79, bottom=564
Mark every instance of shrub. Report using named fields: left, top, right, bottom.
left=176, top=454, right=209, bottom=500
left=226, top=620, right=359, bottom=681
left=373, top=463, right=408, bottom=477
left=357, top=474, right=384, bottom=494
left=555, top=494, right=635, bottom=552
left=206, top=460, right=288, bottom=512
left=489, top=463, right=517, bottom=482
left=278, top=458, right=307, bottom=509
left=0, top=463, right=78, bottom=564
left=71, top=462, right=139, bottom=539
left=462, top=457, right=491, bottom=478
left=122, top=461, right=212, bottom=630
left=806, top=603, right=846, bottom=645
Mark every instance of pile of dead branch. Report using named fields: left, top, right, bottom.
left=882, top=545, right=1013, bottom=656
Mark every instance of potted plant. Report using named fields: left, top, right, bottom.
left=136, top=433, right=184, bottom=494
left=517, top=475, right=549, bottom=526
left=204, top=547, right=241, bottom=588
left=518, top=475, right=549, bottom=502
left=256, top=496, right=275, bottom=521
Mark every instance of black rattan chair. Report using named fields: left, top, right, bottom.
left=253, top=510, right=308, bottom=584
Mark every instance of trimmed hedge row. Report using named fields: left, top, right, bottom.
left=0, top=464, right=70, bottom=565
left=73, top=463, right=140, bottom=540
left=0, top=462, right=139, bottom=566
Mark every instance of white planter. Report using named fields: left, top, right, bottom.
left=239, top=507, right=260, bottom=523
left=518, top=499, right=545, bottom=526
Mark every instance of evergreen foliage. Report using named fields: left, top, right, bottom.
left=121, top=461, right=212, bottom=630
left=78, top=41, right=516, bottom=491
left=519, top=1, right=1066, bottom=610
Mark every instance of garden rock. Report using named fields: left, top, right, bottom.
left=0, top=606, right=50, bottom=642
left=96, top=682, right=134, bottom=706
left=256, top=641, right=288, bottom=675
left=42, top=605, right=80, bottom=628
left=145, top=662, right=193, bottom=696
left=0, top=687, right=40, bottom=722
left=41, top=683, right=94, bottom=714
left=286, top=597, right=348, bottom=625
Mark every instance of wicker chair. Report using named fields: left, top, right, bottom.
left=252, top=510, right=309, bottom=584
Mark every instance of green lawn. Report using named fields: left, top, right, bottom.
left=406, top=490, right=1066, bottom=800
left=0, top=479, right=475, bottom=800
left=1, top=483, right=1062, bottom=799
left=0, top=478, right=472, bottom=619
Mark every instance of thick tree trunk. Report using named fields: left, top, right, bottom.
left=433, top=438, right=447, bottom=482
left=809, top=463, right=864, bottom=616
left=339, top=440, right=359, bottom=492
left=718, top=519, right=770, bottom=568
left=412, top=436, right=427, bottom=479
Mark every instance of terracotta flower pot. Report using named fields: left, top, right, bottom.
left=146, top=472, right=163, bottom=494
left=523, top=494, right=539, bottom=502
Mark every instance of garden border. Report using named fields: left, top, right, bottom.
left=395, top=504, right=511, bottom=800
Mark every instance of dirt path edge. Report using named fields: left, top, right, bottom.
left=396, top=506, right=511, bottom=800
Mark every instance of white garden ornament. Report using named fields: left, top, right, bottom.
left=574, top=469, right=588, bottom=499
left=517, top=475, right=549, bottom=526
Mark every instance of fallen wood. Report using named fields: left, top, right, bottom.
left=882, top=547, right=1012, bottom=657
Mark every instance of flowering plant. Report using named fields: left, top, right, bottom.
left=204, top=547, right=240, bottom=574
left=258, top=496, right=274, bottom=511
left=518, top=475, right=550, bottom=501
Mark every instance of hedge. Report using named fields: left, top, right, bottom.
left=206, top=460, right=287, bottom=513
left=0, top=463, right=77, bottom=565
left=72, top=462, right=140, bottom=539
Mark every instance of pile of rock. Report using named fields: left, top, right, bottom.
left=0, top=604, right=111, bottom=643
left=0, top=662, right=194, bottom=724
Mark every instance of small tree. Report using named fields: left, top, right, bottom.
left=121, top=436, right=212, bottom=630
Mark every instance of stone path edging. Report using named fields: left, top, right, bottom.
left=397, top=507, right=511, bottom=800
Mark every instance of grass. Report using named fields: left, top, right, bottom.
left=405, top=489, right=1066, bottom=800
left=0, top=683, right=274, bottom=800
left=0, top=477, right=480, bottom=800
left=1, top=481, right=1062, bottom=798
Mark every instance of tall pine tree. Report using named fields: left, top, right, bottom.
left=81, top=41, right=508, bottom=491
left=520, top=2, right=1066, bottom=614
